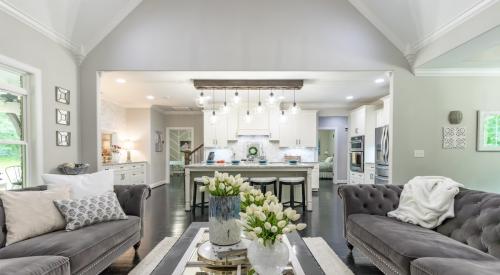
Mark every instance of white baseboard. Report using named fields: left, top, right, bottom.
left=335, top=180, right=348, bottom=184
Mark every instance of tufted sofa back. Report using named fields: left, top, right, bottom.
left=436, top=188, right=500, bottom=259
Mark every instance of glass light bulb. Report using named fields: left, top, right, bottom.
left=210, top=111, right=217, bottom=124
left=197, top=92, right=205, bottom=105
left=245, top=111, right=252, bottom=123
left=268, top=93, right=276, bottom=105
left=280, top=110, right=287, bottom=123
left=256, top=102, right=264, bottom=113
left=233, top=92, right=240, bottom=104
left=221, top=102, right=230, bottom=114
left=290, top=102, right=300, bottom=114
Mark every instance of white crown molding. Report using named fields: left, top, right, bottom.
left=348, top=0, right=409, bottom=57
left=414, top=68, right=500, bottom=77
left=411, top=0, right=499, bottom=52
left=83, top=0, right=143, bottom=57
left=0, top=0, right=84, bottom=61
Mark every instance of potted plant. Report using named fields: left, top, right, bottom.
left=200, top=172, right=251, bottom=246
left=239, top=197, right=307, bottom=275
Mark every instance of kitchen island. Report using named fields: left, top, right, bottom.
left=184, top=163, right=317, bottom=211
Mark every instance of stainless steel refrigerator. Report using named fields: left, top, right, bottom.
left=375, top=126, right=389, bottom=184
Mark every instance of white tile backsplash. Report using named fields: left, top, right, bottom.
left=204, top=136, right=317, bottom=162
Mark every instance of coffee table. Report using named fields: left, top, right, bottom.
left=151, top=222, right=324, bottom=275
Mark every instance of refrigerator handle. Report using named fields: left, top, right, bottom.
left=384, top=127, right=389, bottom=164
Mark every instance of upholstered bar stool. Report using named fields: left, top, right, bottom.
left=249, top=177, right=278, bottom=194
left=192, top=177, right=208, bottom=211
left=278, top=177, right=306, bottom=211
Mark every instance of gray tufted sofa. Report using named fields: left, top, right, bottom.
left=338, top=184, right=500, bottom=275
left=0, top=184, right=150, bottom=275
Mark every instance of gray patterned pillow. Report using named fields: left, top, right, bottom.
left=53, top=192, right=127, bottom=231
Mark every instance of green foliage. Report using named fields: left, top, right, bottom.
left=484, top=114, right=500, bottom=146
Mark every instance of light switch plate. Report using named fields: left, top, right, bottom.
left=414, top=150, right=425, bottom=158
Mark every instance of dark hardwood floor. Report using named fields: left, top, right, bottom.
left=102, top=177, right=382, bottom=274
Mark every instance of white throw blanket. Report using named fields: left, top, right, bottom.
left=388, top=176, right=463, bottom=229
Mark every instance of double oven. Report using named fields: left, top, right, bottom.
left=350, top=136, right=364, bottom=173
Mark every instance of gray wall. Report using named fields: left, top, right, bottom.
left=150, top=108, right=166, bottom=183
left=392, top=73, right=500, bottom=192
left=80, top=0, right=409, bottom=170
left=0, top=11, right=79, bottom=176
left=319, top=116, right=349, bottom=181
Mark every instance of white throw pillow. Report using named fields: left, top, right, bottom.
left=42, top=170, right=114, bottom=199
left=0, top=187, right=70, bottom=245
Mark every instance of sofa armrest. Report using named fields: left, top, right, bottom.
left=114, top=184, right=151, bottom=237
left=338, top=184, right=403, bottom=237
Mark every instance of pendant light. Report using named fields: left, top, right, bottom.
left=210, top=89, right=217, bottom=124
left=280, top=109, right=287, bottom=123
left=221, top=88, right=230, bottom=114
left=290, top=88, right=300, bottom=114
left=268, top=88, right=276, bottom=105
left=256, top=88, right=264, bottom=113
left=197, top=91, right=206, bottom=105
left=233, top=89, right=240, bottom=104
left=245, top=89, right=252, bottom=123
left=278, top=89, right=285, bottom=100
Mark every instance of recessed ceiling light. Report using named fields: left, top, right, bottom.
left=374, top=78, right=385, bottom=84
left=115, top=78, right=126, bottom=84
left=146, top=95, right=155, bottom=100
left=346, top=96, right=354, bottom=100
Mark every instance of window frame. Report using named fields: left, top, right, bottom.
left=0, top=54, right=43, bottom=187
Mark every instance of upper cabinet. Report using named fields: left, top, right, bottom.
left=279, top=110, right=317, bottom=148
left=349, top=105, right=376, bottom=163
left=376, top=96, right=391, bottom=127
left=204, top=107, right=317, bottom=148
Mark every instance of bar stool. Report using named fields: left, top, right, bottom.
left=249, top=177, right=278, bottom=194
left=278, top=177, right=306, bottom=211
left=192, top=177, right=208, bottom=211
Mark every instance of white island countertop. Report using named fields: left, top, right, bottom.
left=186, top=162, right=317, bottom=169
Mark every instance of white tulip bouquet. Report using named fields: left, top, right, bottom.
left=239, top=199, right=307, bottom=246
left=240, top=189, right=279, bottom=212
left=199, top=171, right=252, bottom=196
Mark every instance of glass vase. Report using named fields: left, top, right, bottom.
left=247, top=239, right=289, bottom=275
left=208, top=195, right=241, bottom=246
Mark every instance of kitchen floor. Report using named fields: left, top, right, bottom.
left=102, top=177, right=382, bottom=275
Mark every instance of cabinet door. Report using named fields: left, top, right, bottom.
left=296, top=111, right=317, bottom=147
left=215, top=114, right=228, bottom=147
left=226, top=109, right=239, bottom=141
left=382, top=97, right=390, bottom=126
left=279, top=115, right=297, bottom=147
left=203, top=111, right=217, bottom=147
left=349, top=107, right=365, bottom=136
left=268, top=107, right=281, bottom=141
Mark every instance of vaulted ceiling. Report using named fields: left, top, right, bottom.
left=1, top=0, right=498, bottom=71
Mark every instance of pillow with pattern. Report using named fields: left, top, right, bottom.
left=53, top=192, right=127, bottom=231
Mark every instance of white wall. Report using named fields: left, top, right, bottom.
left=0, top=11, right=79, bottom=176
left=125, top=108, right=150, bottom=163
left=150, top=108, right=166, bottom=183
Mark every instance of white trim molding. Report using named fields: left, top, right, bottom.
left=414, top=68, right=500, bottom=77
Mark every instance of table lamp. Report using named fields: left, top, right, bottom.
left=123, top=140, right=134, bottom=162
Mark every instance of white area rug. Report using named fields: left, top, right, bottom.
left=128, top=237, right=178, bottom=275
left=129, top=236, right=353, bottom=275
left=303, top=237, right=354, bottom=275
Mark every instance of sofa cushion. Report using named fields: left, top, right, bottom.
left=410, top=257, right=500, bottom=275
left=0, top=216, right=140, bottom=274
left=0, top=256, right=70, bottom=275
left=347, top=214, right=496, bottom=272
left=436, top=188, right=500, bottom=258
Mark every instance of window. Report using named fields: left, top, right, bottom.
left=0, top=66, right=27, bottom=190
left=485, top=114, right=500, bottom=146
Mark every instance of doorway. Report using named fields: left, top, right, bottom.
left=165, top=127, right=194, bottom=184
left=318, top=129, right=336, bottom=182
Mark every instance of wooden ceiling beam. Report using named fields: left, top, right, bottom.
left=193, top=79, right=303, bottom=90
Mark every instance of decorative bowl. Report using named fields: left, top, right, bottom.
left=231, top=160, right=241, bottom=165
left=206, top=160, right=215, bottom=165
left=288, top=160, right=298, bottom=165
left=258, top=160, right=267, bottom=165
left=58, top=163, right=90, bottom=175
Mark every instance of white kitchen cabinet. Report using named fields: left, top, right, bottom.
left=349, top=105, right=376, bottom=163
left=203, top=111, right=228, bottom=147
left=268, top=107, right=281, bottom=141
left=349, top=107, right=366, bottom=137
left=376, top=96, right=391, bottom=127
left=279, top=110, right=317, bottom=147
left=226, top=108, right=239, bottom=141
left=102, top=162, right=147, bottom=185
left=349, top=171, right=364, bottom=185
left=364, top=163, right=375, bottom=184
left=238, top=108, right=269, bottom=135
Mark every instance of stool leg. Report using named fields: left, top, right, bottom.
left=273, top=181, right=277, bottom=195
left=201, top=190, right=205, bottom=213
left=260, top=183, right=266, bottom=194
left=290, top=184, right=295, bottom=208
left=301, top=181, right=306, bottom=212
left=279, top=183, right=283, bottom=202
left=192, top=183, right=197, bottom=209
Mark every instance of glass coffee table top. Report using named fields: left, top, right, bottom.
left=151, top=222, right=324, bottom=275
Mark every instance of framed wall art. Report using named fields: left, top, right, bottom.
left=56, top=131, right=71, bottom=146
left=56, top=109, right=70, bottom=125
left=55, top=87, right=70, bottom=104
left=477, top=111, right=500, bottom=151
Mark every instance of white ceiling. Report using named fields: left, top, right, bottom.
left=100, top=71, right=390, bottom=112
left=0, top=0, right=142, bottom=59
left=349, top=0, right=499, bottom=67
